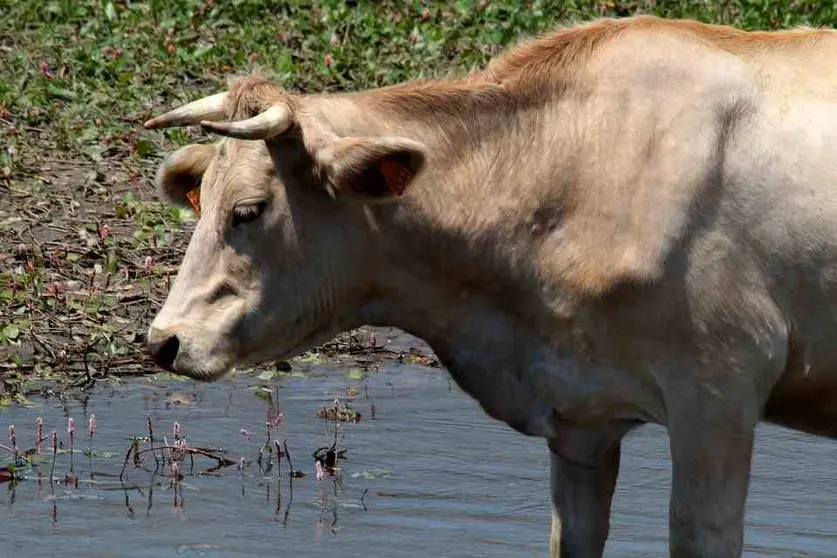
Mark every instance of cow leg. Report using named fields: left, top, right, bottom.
left=548, top=422, right=636, bottom=558
left=666, top=403, right=758, bottom=557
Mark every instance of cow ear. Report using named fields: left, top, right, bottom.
left=155, top=144, right=217, bottom=213
left=318, top=136, right=426, bottom=202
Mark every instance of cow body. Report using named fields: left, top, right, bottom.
left=142, top=16, right=837, bottom=557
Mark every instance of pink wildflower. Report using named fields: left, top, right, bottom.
left=173, top=421, right=181, bottom=440
left=315, top=460, right=324, bottom=481
left=68, top=417, right=75, bottom=437
left=88, top=414, right=96, bottom=438
left=240, top=429, right=252, bottom=441
left=324, top=54, right=333, bottom=68
left=40, top=60, right=54, bottom=79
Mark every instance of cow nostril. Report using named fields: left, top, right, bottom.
left=148, top=335, right=180, bottom=372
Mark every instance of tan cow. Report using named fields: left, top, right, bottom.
left=142, top=15, right=837, bottom=557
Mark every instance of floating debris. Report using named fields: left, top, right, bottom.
left=316, top=398, right=361, bottom=423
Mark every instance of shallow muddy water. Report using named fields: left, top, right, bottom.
left=0, top=331, right=835, bottom=557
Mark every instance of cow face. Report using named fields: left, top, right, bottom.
left=144, top=87, right=425, bottom=380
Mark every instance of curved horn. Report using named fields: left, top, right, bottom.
left=200, top=104, right=293, bottom=140
left=144, top=92, right=228, bottom=129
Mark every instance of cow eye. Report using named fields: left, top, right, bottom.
left=232, top=200, right=267, bottom=228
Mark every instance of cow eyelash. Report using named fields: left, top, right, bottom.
left=231, top=201, right=268, bottom=228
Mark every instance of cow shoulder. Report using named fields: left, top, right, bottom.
left=540, top=24, right=761, bottom=297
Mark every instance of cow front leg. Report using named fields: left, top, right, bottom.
left=667, top=406, right=758, bottom=557
left=548, top=422, right=637, bottom=558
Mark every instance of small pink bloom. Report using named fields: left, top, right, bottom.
left=51, top=431, right=57, bottom=453
left=173, top=421, right=181, bottom=440
left=324, top=54, right=333, bottom=68
left=88, top=414, right=96, bottom=438
left=315, top=460, right=324, bottom=481
left=240, top=429, right=252, bottom=441
left=143, top=256, right=153, bottom=273
left=68, top=417, right=75, bottom=440
left=40, top=60, right=54, bottom=79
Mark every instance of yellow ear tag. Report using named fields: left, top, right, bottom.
left=185, top=188, right=201, bottom=216
left=379, top=160, right=413, bottom=196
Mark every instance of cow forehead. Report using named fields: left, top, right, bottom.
left=205, top=140, right=276, bottom=199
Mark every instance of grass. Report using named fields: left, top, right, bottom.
left=2, top=0, right=837, bottom=403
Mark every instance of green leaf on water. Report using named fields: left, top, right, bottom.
left=350, top=468, right=392, bottom=479
left=257, top=370, right=275, bottom=381
left=294, top=353, right=323, bottom=365
left=345, top=368, right=365, bottom=380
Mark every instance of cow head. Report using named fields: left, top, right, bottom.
left=143, top=76, right=426, bottom=380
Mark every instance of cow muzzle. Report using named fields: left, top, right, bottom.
left=147, top=328, right=180, bottom=372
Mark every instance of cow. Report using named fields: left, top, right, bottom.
left=141, top=14, right=837, bottom=557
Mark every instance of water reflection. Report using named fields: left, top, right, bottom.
left=1, top=352, right=836, bottom=557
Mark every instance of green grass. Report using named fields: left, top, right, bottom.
left=1, top=0, right=836, bottom=401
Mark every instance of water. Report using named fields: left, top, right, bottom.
left=0, top=331, right=835, bottom=557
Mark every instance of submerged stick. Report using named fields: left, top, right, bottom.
left=147, top=415, right=159, bottom=469
left=49, top=432, right=57, bottom=483
left=283, top=440, right=293, bottom=474
left=119, top=440, right=135, bottom=481
left=132, top=445, right=236, bottom=467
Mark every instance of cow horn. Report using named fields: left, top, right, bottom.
left=199, top=104, right=293, bottom=140
left=143, top=92, right=228, bottom=129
